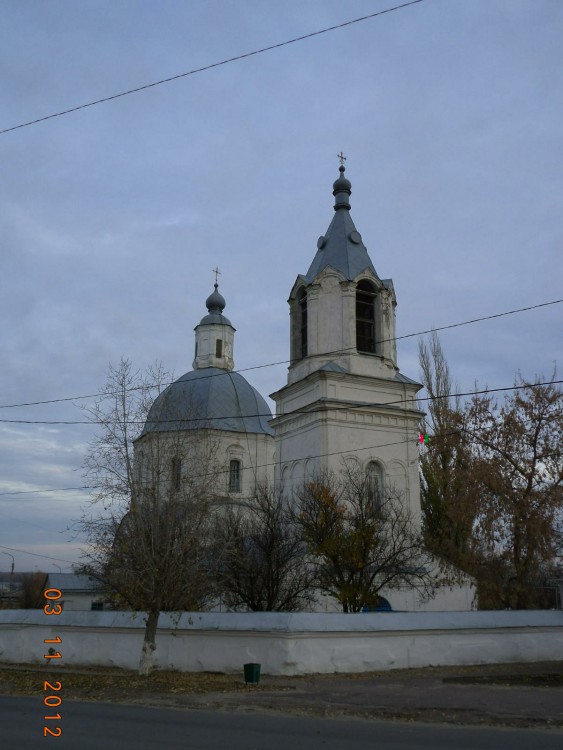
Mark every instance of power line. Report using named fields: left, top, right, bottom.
left=1, top=379, right=561, bottom=426
left=0, top=544, right=79, bottom=566
left=3, top=425, right=560, bottom=555
left=0, top=297, right=559, bottom=411
left=384, top=299, right=563, bottom=343
left=0, top=379, right=560, bottom=498
left=3, top=424, right=560, bottom=503
left=0, top=486, right=91, bottom=497
left=0, top=1, right=423, bottom=136
left=0, top=435, right=422, bottom=499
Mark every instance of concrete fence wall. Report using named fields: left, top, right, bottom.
left=1, top=610, right=562, bottom=675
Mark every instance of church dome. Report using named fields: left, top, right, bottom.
left=205, top=283, right=226, bottom=313
left=195, top=282, right=233, bottom=333
left=141, top=367, right=273, bottom=437
left=333, top=164, right=351, bottom=194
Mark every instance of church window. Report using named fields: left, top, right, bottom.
left=171, top=457, right=182, bottom=493
left=216, top=339, right=222, bottom=358
left=366, top=461, right=384, bottom=512
left=298, top=288, right=307, bottom=359
left=229, top=459, right=242, bottom=493
left=356, top=280, right=376, bottom=354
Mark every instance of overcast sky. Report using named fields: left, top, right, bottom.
left=1, top=0, right=561, bottom=574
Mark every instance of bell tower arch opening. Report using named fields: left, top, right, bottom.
left=290, top=286, right=308, bottom=363
left=356, top=279, right=377, bottom=354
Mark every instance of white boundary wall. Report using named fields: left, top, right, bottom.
left=1, top=610, right=562, bottom=675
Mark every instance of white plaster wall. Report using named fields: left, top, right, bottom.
left=294, top=580, right=476, bottom=613
left=272, top=370, right=422, bottom=518
left=1, top=610, right=561, bottom=676
left=57, top=593, right=102, bottom=612
left=136, top=428, right=275, bottom=504
left=384, top=582, right=476, bottom=612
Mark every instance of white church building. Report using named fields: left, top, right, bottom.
left=136, top=163, right=474, bottom=612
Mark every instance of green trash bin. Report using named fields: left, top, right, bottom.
left=243, top=662, right=261, bottom=684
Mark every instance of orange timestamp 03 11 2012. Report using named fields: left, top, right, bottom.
left=43, top=587, right=63, bottom=737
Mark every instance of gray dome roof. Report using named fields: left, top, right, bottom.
left=205, top=283, right=226, bottom=313
left=141, top=367, right=273, bottom=437
left=196, top=283, right=233, bottom=328
left=196, top=311, right=234, bottom=328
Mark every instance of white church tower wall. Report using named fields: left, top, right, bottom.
left=271, top=162, right=424, bottom=523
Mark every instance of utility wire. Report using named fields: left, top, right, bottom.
left=0, top=487, right=92, bottom=498
left=2, top=427, right=560, bottom=501
left=5, top=428, right=560, bottom=564
left=1, top=379, right=561, bottom=426
left=0, top=1, right=423, bottom=136
left=0, top=380, right=560, bottom=498
left=0, top=297, right=559, bottom=411
left=0, top=435, right=428, bottom=499
left=0, top=543, right=79, bottom=566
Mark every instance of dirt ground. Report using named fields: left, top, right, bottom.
left=2, top=660, right=562, bottom=729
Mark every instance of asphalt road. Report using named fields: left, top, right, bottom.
left=2, top=696, right=563, bottom=749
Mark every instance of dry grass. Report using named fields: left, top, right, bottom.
left=2, top=660, right=561, bottom=705
left=0, top=664, right=287, bottom=702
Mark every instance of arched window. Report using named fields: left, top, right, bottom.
left=298, top=288, right=307, bottom=358
left=366, top=461, right=384, bottom=512
left=356, top=280, right=376, bottom=353
left=229, top=459, right=242, bottom=493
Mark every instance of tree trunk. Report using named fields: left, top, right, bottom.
left=139, top=610, right=159, bottom=675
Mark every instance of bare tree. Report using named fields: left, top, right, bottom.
left=81, top=357, right=171, bottom=510
left=78, top=359, right=220, bottom=674
left=212, top=484, right=315, bottom=612
left=467, top=371, right=563, bottom=609
left=19, top=572, right=48, bottom=608
left=294, top=467, right=434, bottom=613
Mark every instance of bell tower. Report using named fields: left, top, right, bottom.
left=270, top=160, right=424, bottom=520
left=286, top=161, right=399, bottom=385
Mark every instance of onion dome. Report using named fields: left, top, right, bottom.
left=333, top=165, right=352, bottom=211
left=205, top=283, right=226, bottom=314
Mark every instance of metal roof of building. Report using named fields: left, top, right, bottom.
left=393, top=371, right=422, bottom=386
left=47, top=573, right=101, bottom=592
left=318, top=361, right=349, bottom=374
left=141, top=367, right=274, bottom=437
left=196, top=311, right=234, bottom=328
left=305, top=208, right=379, bottom=283
left=304, top=166, right=380, bottom=283
left=312, top=363, right=420, bottom=386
